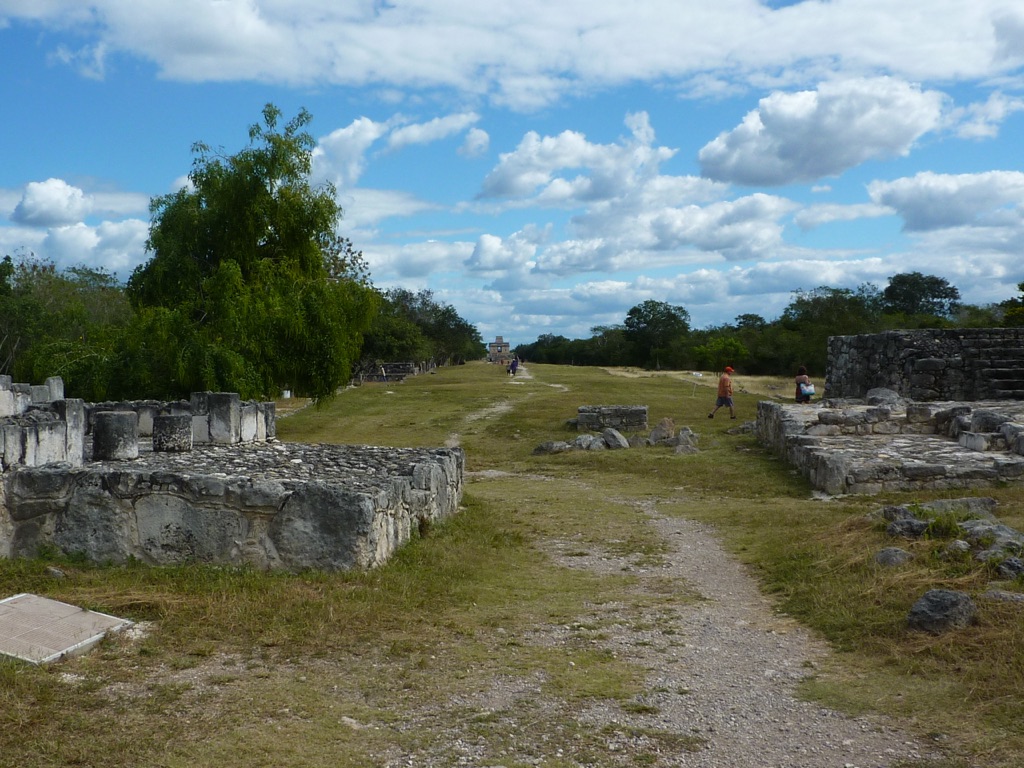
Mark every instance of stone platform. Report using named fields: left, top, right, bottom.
left=757, top=398, right=1024, bottom=495
left=0, top=441, right=464, bottom=572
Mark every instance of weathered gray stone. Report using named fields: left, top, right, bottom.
left=996, top=557, right=1024, bottom=579
left=907, top=589, right=977, bottom=634
left=209, top=392, right=241, bottom=444
left=972, top=410, right=1012, bottom=432
left=887, top=518, right=930, bottom=538
left=533, top=441, right=572, bottom=455
left=572, top=434, right=606, bottom=451
left=602, top=428, right=629, bottom=450
left=980, top=589, right=1024, bottom=603
left=152, top=414, right=193, bottom=453
left=875, top=547, right=914, bottom=566
left=92, top=411, right=139, bottom=461
left=2, top=442, right=464, bottom=571
left=649, top=417, right=676, bottom=444
left=865, top=388, right=904, bottom=406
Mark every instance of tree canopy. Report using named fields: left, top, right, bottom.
left=882, top=271, right=961, bottom=318
left=125, top=104, right=377, bottom=400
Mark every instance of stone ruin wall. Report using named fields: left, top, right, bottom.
left=760, top=327, right=1024, bottom=495
left=826, top=328, right=1024, bottom=401
left=0, top=375, right=463, bottom=571
left=576, top=405, right=649, bottom=432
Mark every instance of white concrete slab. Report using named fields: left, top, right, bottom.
left=0, top=593, right=132, bottom=664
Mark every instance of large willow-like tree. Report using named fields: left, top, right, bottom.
left=126, top=104, right=376, bottom=400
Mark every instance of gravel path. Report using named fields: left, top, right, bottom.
left=540, top=508, right=935, bottom=767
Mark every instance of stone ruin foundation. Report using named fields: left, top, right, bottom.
left=575, top=405, right=649, bottom=432
left=758, top=329, right=1024, bottom=495
left=0, top=376, right=463, bottom=571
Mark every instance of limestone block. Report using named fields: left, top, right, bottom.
left=806, top=424, right=841, bottom=436
left=92, top=411, right=139, bottom=461
left=45, top=376, right=64, bottom=401
left=152, top=414, right=193, bottom=453
left=208, top=393, right=241, bottom=444
left=900, top=423, right=937, bottom=435
left=192, top=414, right=211, bottom=444
left=240, top=402, right=258, bottom=442
left=135, top=403, right=158, bottom=436
left=971, top=409, right=1011, bottom=432
left=52, top=485, right=133, bottom=563
left=30, top=385, right=51, bottom=404
left=959, top=432, right=992, bottom=452
left=913, top=358, right=946, bottom=372
left=135, top=494, right=248, bottom=565
left=0, top=390, right=16, bottom=417
left=263, top=401, right=276, bottom=439
left=54, top=399, right=86, bottom=467
left=34, top=420, right=67, bottom=466
left=271, top=483, right=380, bottom=571
left=190, top=391, right=210, bottom=416
left=871, top=422, right=902, bottom=435
left=0, top=375, right=10, bottom=390
left=905, top=404, right=938, bottom=424
left=864, top=407, right=891, bottom=423
left=902, top=463, right=947, bottom=479
left=2, top=423, right=24, bottom=468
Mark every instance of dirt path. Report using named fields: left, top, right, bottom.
left=449, top=366, right=938, bottom=767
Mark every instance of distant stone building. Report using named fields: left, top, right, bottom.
left=488, top=336, right=511, bottom=364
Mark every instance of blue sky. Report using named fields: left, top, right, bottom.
left=2, top=1, right=1023, bottom=348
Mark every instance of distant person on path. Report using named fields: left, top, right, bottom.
left=795, top=365, right=814, bottom=404
left=708, top=366, right=736, bottom=419
left=510, top=357, right=519, bottom=376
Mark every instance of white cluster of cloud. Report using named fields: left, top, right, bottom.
left=6, top=1, right=1023, bottom=110
left=1, top=1, right=1023, bottom=342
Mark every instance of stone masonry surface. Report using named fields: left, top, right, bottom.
left=757, top=396, right=1024, bottom=495
left=2, top=440, right=464, bottom=571
left=0, top=375, right=464, bottom=572
left=827, top=328, right=1024, bottom=400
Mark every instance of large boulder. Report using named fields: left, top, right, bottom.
left=907, top=589, right=977, bottom=634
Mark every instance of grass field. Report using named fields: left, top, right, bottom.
left=1, top=361, right=1022, bottom=767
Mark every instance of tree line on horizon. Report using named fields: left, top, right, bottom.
left=0, top=105, right=484, bottom=403
left=514, top=275, right=1024, bottom=376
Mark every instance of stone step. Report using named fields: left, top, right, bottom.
left=978, top=370, right=1024, bottom=382
left=991, top=389, right=1024, bottom=399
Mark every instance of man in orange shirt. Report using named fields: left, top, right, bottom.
left=708, top=366, right=736, bottom=419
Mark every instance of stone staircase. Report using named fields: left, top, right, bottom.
left=975, top=344, right=1024, bottom=399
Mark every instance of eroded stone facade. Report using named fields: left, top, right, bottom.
left=826, top=328, right=1024, bottom=401
left=0, top=376, right=464, bottom=571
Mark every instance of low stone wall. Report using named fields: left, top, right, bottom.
left=576, top=405, right=649, bottom=432
left=0, top=442, right=464, bottom=571
left=826, top=328, right=1024, bottom=400
left=88, top=391, right=275, bottom=444
left=757, top=397, right=1024, bottom=495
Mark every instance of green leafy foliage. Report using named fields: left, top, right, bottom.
left=0, top=254, right=132, bottom=398
left=359, top=288, right=485, bottom=371
left=125, top=104, right=377, bottom=400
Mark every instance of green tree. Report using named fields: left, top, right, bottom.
left=0, top=254, right=132, bottom=397
left=126, top=104, right=377, bottom=400
left=999, top=282, right=1024, bottom=327
left=692, top=336, right=749, bottom=372
left=622, top=300, right=691, bottom=368
left=780, top=285, right=881, bottom=372
left=881, top=271, right=961, bottom=318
